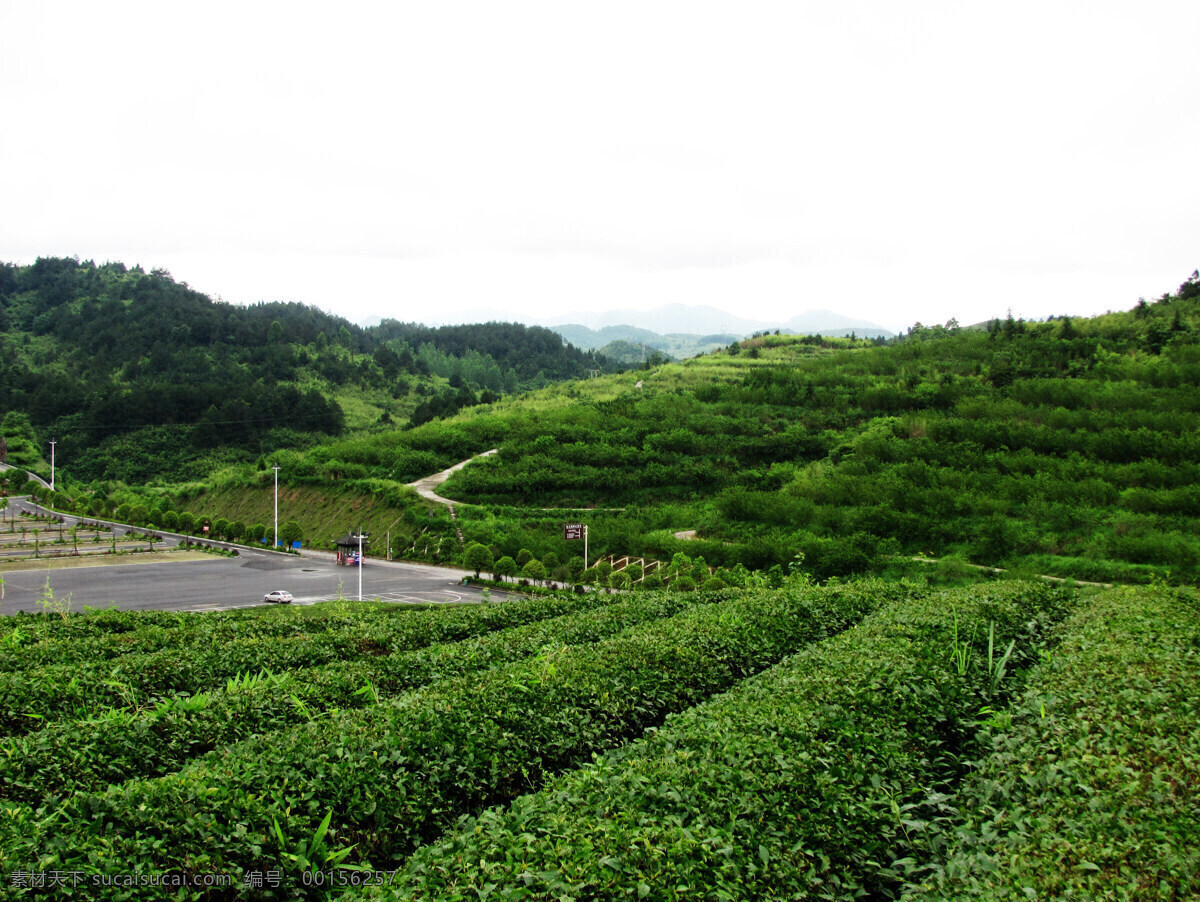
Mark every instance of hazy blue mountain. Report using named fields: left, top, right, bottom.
left=596, top=340, right=676, bottom=365
left=552, top=323, right=667, bottom=351
left=366, top=303, right=893, bottom=339
left=543, top=304, right=893, bottom=338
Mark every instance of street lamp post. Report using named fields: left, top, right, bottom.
left=49, top=441, right=56, bottom=491
left=354, top=531, right=371, bottom=601
left=272, top=465, right=280, bottom=549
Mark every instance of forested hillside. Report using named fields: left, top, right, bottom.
left=0, top=257, right=610, bottom=481
left=221, top=270, right=1200, bottom=586
left=7, top=257, right=1200, bottom=587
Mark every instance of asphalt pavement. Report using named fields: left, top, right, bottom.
left=0, top=546, right=494, bottom=615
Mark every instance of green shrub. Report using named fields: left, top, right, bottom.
left=0, top=591, right=694, bottom=803
left=374, top=582, right=1069, bottom=900
left=16, top=583, right=889, bottom=886
left=919, top=586, right=1200, bottom=899
left=493, top=555, right=517, bottom=581
left=0, top=594, right=601, bottom=737
left=608, top=570, right=631, bottom=590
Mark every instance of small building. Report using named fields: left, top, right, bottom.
left=334, top=533, right=369, bottom=565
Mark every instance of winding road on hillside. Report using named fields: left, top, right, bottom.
left=408, top=449, right=498, bottom=506
left=0, top=463, right=51, bottom=489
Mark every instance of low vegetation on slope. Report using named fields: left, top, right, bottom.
left=2, top=570, right=1194, bottom=900
left=2, top=581, right=894, bottom=896
left=0, top=577, right=1126, bottom=900
left=182, top=270, right=1199, bottom=586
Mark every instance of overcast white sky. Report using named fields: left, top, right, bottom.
left=2, top=1, right=1197, bottom=334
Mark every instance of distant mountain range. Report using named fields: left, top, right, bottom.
left=542, top=304, right=894, bottom=339
left=361, top=304, right=894, bottom=357
left=551, top=324, right=736, bottom=359
left=542, top=305, right=892, bottom=357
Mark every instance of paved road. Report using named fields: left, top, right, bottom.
left=0, top=463, right=50, bottom=489
left=0, top=547, right=496, bottom=615
left=407, top=449, right=498, bottom=506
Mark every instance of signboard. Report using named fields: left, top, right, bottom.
left=564, top=524, right=584, bottom=540
left=291, top=541, right=302, bottom=549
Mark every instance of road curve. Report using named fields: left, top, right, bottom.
left=0, top=464, right=51, bottom=490
left=408, top=449, right=498, bottom=507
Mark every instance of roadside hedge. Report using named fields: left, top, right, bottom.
left=9, top=580, right=897, bottom=898
left=910, top=586, right=1200, bottom=899
left=359, top=580, right=1071, bottom=901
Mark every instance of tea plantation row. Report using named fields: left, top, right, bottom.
left=1, top=591, right=725, bottom=803
left=352, top=584, right=1197, bottom=902
left=0, top=592, right=613, bottom=736
left=3, top=581, right=897, bottom=898
left=2, top=580, right=1195, bottom=900
left=911, top=585, right=1200, bottom=900
left=363, top=580, right=1070, bottom=900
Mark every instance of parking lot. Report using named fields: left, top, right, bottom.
left=0, top=547, right=494, bottom=615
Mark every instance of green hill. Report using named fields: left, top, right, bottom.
left=0, top=257, right=612, bottom=483
left=233, top=270, right=1200, bottom=585
left=595, top=340, right=674, bottom=366
left=13, top=259, right=1200, bottom=586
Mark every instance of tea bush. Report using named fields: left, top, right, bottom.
left=0, top=593, right=604, bottom=737
left=0, top=591, right=717, bottom=802
left=8, top=581, right=894, bottom=896
left=365, top=581, right=1069, bottom=900
left=913, top=586, right=1200, bottom=899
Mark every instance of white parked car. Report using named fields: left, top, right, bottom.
left=263, top=590, right=294, bottom=604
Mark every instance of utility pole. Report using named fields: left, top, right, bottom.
left=272, top=465, right=280, bottom=550
left=49, top=441, right=56, bottom=491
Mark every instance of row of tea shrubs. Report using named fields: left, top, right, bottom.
left=362, top=580, right=1071, bottom=900
left=1, top=590, right=728, bottom=803
left=3, top=580, right=901, bottom=896
left=0, top=593, right=614, bottom=736
left=3, top=580, right=1194, bottom=899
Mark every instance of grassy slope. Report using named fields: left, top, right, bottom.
left=432, top=309, right=1200, bottom=582
left=178, top=482, right=456, bottom=559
